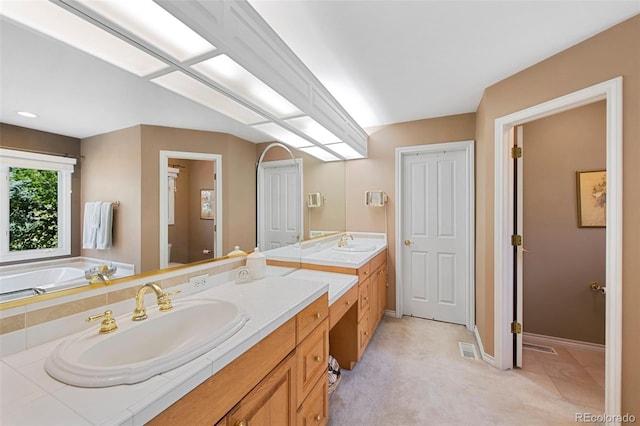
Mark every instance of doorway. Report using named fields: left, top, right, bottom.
left=493, top=77, right=622, bottom=416
left=396, top=140, right=475, bottom=330
left=514, top=102, right=607, bottom=411
left=257, top=158, right=303, bottom=251
left=159, top=150, right=222, bottom=269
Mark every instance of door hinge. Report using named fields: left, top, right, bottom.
left=511, top=321, right=522, bottom=334
left=511, top=234, right=522, bottom=246
left=511, top=146, right=522, bottom=158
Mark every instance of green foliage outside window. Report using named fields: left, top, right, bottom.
left=9, top=167, right=59, bottom=251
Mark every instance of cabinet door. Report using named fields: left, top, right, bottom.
left=227, top=354, right=296, bottom=426
left=369, top=265, right=379, bottom=327
left=358, top=278, right=370, bottom=321
left=297, top=375, right=328, bottom=426
left=378, top=264, right=387, bottom=319
left=297, top=319, right=329, bottom=407
left=357, top=311, right=370, bottom=358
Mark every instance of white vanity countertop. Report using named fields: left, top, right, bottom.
left=285, top=269, right=358, bottom=305
left=0, top=276, right=328, bottom=426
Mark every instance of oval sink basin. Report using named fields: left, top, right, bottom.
left=332, top=243, right=376, bottom=252
left=45, top=299, right=249, bottom=387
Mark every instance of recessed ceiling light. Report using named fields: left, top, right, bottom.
left=0, top=0, right=167, bottom=76
left=78, top=0, right=215, bottom=62
left=284, top=116, right=341, bottom=144
left=192, top=55, right=301, bottom=119
left=17, top=111, right=38, bottom=118
left=252, top=122, right=314, bottom=149
left=151, top=71, right=266, bottom=124
left=299, top=146, right=340, bottom=162
left=325, top=142, right=364, bottom=159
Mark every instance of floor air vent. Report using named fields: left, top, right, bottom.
left=523, top=343, right=558, bottom=355
left=458, top=342, right=478, bottom=360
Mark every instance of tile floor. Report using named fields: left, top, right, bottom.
left=517, top=342, right=605, bottom=414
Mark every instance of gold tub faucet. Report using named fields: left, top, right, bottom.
left=132, top=282, right=180, bottom=321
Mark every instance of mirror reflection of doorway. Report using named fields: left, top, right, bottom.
left=167, top=158, right=216, bottom=266
left=257, top=159, right=302, bottom=252
left=159, top=150, right=222, bottom=269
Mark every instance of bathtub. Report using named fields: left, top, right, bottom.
left=0, top=258, right=135, bottom=302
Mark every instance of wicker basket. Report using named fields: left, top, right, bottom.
left=328, top=372, right=342, bottom=396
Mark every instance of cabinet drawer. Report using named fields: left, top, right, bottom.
left=297, top=318, right=329, bottom=407
left=371, top=250, right=387, bottom=272
left=357, top=262, right=370, bottom=282
left=358, top=279, right=370, bottom=320
left=297, top=374, right=328, bottom=426
left=357, top=312, right=370, bottom=358
left=297, top=294, right=328, bottom=344
left=329, top=285, right=357, bottom=329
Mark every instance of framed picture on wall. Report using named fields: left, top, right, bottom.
left=576, top=170, right=606, bottom=228
left=200, top=189, right=214, bottom=220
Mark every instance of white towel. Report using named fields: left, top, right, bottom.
left=96, top=202, right=113, bottom=250
left=82, top=201, right=101, bottom=249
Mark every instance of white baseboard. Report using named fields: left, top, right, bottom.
left=383, top=309, right=397, bottom=318
left=523, top=332, right=605, bottom=353
left=474, top=325, right=496, bottom=367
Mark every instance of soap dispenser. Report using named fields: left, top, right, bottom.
left=246, top=247, right=267, bottom=280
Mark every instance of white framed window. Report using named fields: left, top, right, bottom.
left=0, top=148, right=76, bottom=262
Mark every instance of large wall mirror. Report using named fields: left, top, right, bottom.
left=0, top=16, right=345, bottom=304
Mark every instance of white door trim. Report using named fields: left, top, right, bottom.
left=159, top=151, right=222, bottom=268
left=493, top=77, right=622, bottom=417
left=395, top=140, right=475, bottom=331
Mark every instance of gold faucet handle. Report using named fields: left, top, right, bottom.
left=158, top=290, right=181, bottom=312
left=86, top=310, right=118, bottom=334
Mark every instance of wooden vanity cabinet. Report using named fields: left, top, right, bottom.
left=226, top=353, right=297, bottom=426
left=150, top=294, right=328, bottom=426
left=328, top=250, right=387, bottom=370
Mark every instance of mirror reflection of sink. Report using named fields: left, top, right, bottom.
left=332, top=243, right=376, bottom=252
left=45, top=299, right=249, bottom=387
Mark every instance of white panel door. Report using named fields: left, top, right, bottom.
left=402, top=149, right=469, bottom=324
left=263, top=162, right=300, bottom=250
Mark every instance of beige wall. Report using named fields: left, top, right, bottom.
left=346, top=113, right=477, bottom=311
left=522, top=101, right=606, bottom=344
left=0, top=124, right=82, bottom=263
left=141, top=125, right=256, bottom=272
left=475, top=15, right=639, bottom=414
left=81, top=126, right=142, bottom=270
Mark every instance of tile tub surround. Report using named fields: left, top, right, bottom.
left=0, top=257, right=246, bottom=357
left=1, top=275, right=328, bottom=425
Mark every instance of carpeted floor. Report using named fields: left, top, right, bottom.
left=328, top=316, right=594, bottom=426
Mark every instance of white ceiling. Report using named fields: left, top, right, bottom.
left=1, top=1, right=639, bottom=141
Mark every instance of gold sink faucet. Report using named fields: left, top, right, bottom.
left=337, top=233, right=354, bottom=247
left=132, top=282, right=180, bottom=321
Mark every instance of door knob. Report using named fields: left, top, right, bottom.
left=404, top=240, right=412, bottom=246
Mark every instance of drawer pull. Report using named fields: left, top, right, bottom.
left=314, top=312, right=321, bottom=319
left=363, top=271, right=368, bottom=275
left=314, top=414, right=322, bottom=422
left=364, top=297, right=369, bottom=301
left=346, top=300, right=351, bottom=305
left=364, top=331, right=369, bottom=336
left=235, top=421, right=247, bottom=426
left=314, top=355, right=322, bottom=362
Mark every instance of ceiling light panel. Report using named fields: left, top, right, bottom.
left=192, top=55, right=302, bottom=119
left=252, top=122, right=314, bottom=149
left=299, top=146, right=340, bottom=162
left=284, top=116, right=341, bottom=144
left=0, top=0, right=167, bottom=76
left=152, top=71, right=265, bottom=124
left=77, top=0, right=215, bottom=62
left=325, top=143, right=364, bottom=160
